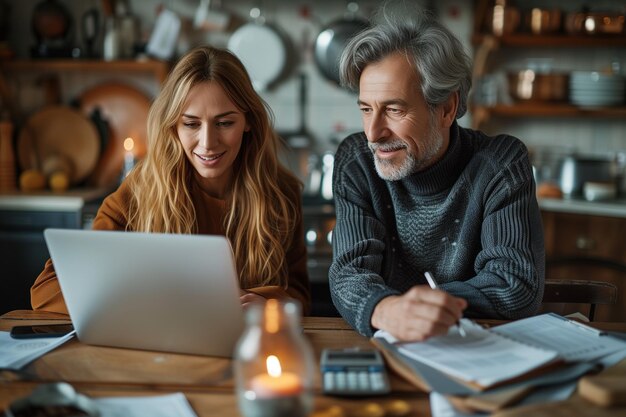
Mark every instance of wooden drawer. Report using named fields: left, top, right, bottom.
left=542, top=211, right=626, bottom=263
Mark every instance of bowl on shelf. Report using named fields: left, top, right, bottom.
left=569, top=71, right=625, bottom=107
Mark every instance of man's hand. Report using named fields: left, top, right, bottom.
left=371, top=286, right=467, bottom=342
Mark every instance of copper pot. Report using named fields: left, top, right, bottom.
left=565, top=12, right=625, bottom=35
left=526, top=8, right=562, bottom=34
left=485, top=1, right=520, bottom=36
left=508, top=71, right=569, bottom=102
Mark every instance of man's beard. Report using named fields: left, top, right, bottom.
left=369, top=125, right=444, bottom=181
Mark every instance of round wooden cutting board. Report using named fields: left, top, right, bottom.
left=79, top=82, right=151, bottom=188
left=17, top=105, right=100, bottom=185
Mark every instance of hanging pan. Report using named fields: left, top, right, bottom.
left=227, top=7, right=292, bottom=91
left=314, top=3, right=369, bottom=86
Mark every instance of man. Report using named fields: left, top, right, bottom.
left=329, top=7, right=544, bottom=341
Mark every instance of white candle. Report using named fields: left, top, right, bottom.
left=250, top=355, right=303, bottom=398
left=123, top=137, right=135, bottom=177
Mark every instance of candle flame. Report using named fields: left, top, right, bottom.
left=123, top=137, right=135, bottom=152
left=266, top=355, right=282, bottom=378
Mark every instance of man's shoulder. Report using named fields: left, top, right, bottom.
left=335, top=132, right=371, bottom=167
left=462, top=128, right=529, bottom=166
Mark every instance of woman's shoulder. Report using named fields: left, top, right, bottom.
left=93, top=180, right=134, bottom=229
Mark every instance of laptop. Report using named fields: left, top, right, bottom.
left=43, top=228, right=244, bottom=357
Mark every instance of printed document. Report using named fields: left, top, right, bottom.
left=0, top=330, right=76, bottom=370
left=491, top=313, right=626, bottom=362
left=376, top=313, right=626, bottom=389
left=392, top=320, right=558, bottom=387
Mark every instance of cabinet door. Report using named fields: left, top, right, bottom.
left=542, top=211, right=626, bottom=322
left=0, top=210, right=82, bottom=314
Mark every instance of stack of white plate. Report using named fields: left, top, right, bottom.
left=570, top=71, right=625, bottom=107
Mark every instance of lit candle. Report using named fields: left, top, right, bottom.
left=250, top=355, right=303, bottom=398
left=123, top=137, right=135, bottom=177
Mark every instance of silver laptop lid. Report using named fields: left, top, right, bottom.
left=44, top=228, right=244, bottom=357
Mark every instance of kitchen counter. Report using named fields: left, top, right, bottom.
left=0, top=188, right=111, bottom=212
left=538, top=197, right=626, bottom=218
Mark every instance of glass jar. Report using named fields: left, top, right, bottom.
left=234, top=299, right=314, bottom=417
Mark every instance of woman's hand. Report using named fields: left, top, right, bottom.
left=239, top=290, right=266, bottom=310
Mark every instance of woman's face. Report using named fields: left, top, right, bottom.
left=177, top=80, right=249, bottom=198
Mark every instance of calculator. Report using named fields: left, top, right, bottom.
left=320, top=348, right=391, bottom=396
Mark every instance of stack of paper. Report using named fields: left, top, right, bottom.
left=94, top=393, right=198, bottom=417
left=0, top=330, right=76, bottom=370
left=374, top=313, right=626, bottom=391
left=395, top=320, right=559, bottom=388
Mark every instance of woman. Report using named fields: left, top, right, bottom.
left=31, top=46, right=310, bottom=314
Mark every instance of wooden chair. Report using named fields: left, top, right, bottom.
left=541, top=279, right=618, bottom=321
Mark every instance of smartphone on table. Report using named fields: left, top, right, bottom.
left=10, top=323, right=74, bottom=339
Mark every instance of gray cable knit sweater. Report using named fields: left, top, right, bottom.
left=329, top=122, right=545, bottom=337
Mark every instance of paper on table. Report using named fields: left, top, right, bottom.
left=94, top=393, right=198, bottom=417
left=491, top=313, right=626, bottom=362
left=0, top=330, right=76, bottom=370
left=393, top=319, right=559, bottom=387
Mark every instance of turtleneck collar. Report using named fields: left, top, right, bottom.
left=397, top=121, right=470, bottom=196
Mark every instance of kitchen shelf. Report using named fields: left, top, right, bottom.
left=471, top=103, right=626, bottom=130
left=0, top=59, right=171, bottom=84
left=479, top=103, right=626, bottom=118
left=472, top=34, right=626, bottom=48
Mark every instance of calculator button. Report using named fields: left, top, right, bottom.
left=323, top=372, right=334, bottom=389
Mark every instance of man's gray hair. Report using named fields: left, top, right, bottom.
left=339, top=2, right=472, bottom=119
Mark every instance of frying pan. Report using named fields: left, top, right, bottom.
left=314, top=15, right=368, bottom=85
left=227, top=8, right=291, bottom=91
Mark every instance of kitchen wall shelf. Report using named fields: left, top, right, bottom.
left=0, top=59, right=171, bottom=84
left=472, top=34, right=626, bottom=48
left=472, top=103, right=626, bottom=128
left=471, top=0, right=626, bottom=130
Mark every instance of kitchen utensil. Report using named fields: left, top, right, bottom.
left=194, top=0, right=230, bottom=32
left=16, top=106, right=99, bottom=186
left=566, top=11, right=625, bottom=35
left=507, top=70, right=569, bottom=102
left=314, top=3, right=368, bottom=85
left=320, top=151, right=334, bottom=201
left=146, top=8, right=181, bottom=60
left=559, top=155, right=618, bottom=198
left=78, top=82, right=150, bottom=188
left=31, top=0, right=74, bottom=58
left=281, top=72, right=316, bottom=194
left=525, top=8, right=562, bottom=34
left=227, top=7, right=289, bottom=91
left=483, top=0, right=520, bottom=36
left=81, top=8, right=99, bottom=58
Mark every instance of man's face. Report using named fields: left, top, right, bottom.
left=358, top=52, right=449, bottom=181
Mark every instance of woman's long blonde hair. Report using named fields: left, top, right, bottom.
left=125, top=46, right=301, bottom=288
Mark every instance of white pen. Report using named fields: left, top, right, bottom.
left=424, top=271, right=467, bottom=337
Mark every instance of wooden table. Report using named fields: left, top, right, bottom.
left=2, top=311, right=626, bottom=417
left=0, top=310, right=427, bottom=416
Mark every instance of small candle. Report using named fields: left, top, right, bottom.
left=250, top=355, right=303, bottom=398
left=123, top=137, right=135, bottom=177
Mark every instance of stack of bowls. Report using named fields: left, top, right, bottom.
left=570, top=71, right=625, bottom=107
